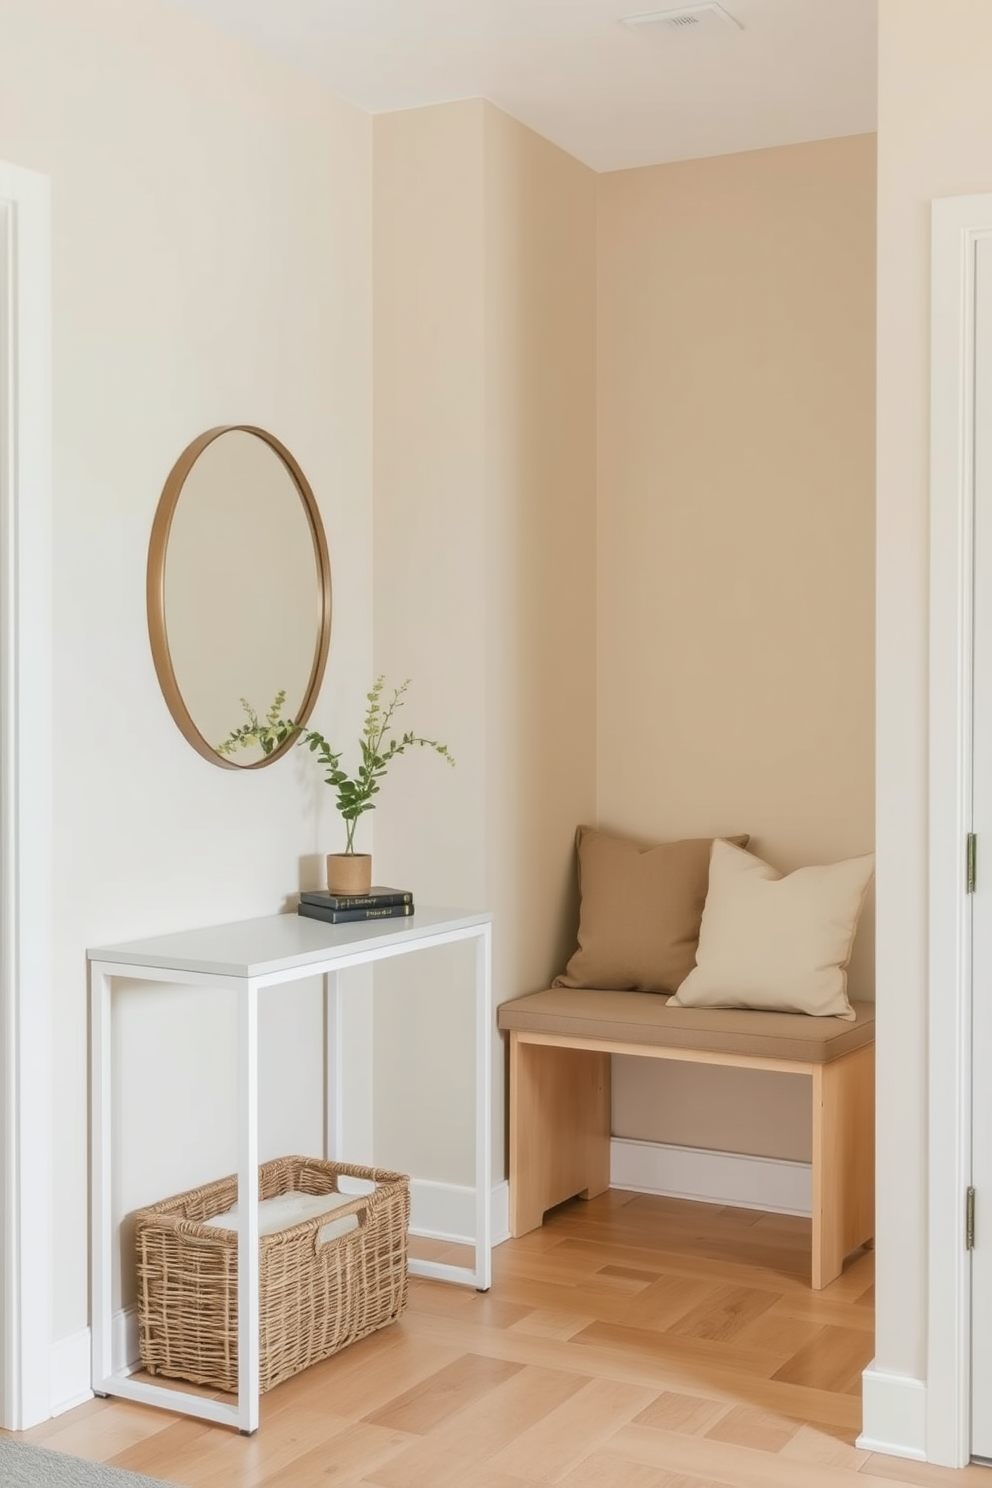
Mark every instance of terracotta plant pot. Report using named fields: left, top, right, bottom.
left=326, top=852, right=372, bottom=896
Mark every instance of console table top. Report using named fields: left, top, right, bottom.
left=87, top=906, right=492, bottom=980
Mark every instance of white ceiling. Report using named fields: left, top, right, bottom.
left=165, top=0, right=877, bottom=174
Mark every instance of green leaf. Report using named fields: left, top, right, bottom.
left=215, top=679, right=454, bottom=837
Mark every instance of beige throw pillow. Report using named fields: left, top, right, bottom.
left=552, top=826, right=750, bottom=996
left=669, top=839, right=875, bottom=1020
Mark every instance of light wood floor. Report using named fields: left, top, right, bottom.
left=7, top=1190, right=990, bottom=1486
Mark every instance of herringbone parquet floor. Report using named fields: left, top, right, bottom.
left=11, top=1189, right=989, bottom=1486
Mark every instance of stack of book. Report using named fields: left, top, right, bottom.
left=297, top=885, right=415, bottom=925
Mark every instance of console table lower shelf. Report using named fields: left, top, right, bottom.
left=88, top=906, right=493, bottom=1434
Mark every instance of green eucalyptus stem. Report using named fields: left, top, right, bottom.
left=216, top=676, right=455, bottom=854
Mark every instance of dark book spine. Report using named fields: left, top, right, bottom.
left=298, top=902, right=415, bottom=925
left=299, top=888, right=413, bottom=911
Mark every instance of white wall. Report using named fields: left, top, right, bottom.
left=0, top=0, right=373, bottom=1346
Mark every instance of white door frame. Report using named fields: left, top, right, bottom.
left=928, top=191, right=992, bottom=1468
left=0, top=160, right=53, bottom=1430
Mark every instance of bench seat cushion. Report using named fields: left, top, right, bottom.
left=497, top=987, right=874, bottom=1064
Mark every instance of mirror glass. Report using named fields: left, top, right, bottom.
left=148, top=426, right=331, bottom=768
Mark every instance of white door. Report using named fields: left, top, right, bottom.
left=971, top=232, right=992, bottom=1464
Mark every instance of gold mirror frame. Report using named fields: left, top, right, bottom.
left=147, top=424, right=332, bottom=769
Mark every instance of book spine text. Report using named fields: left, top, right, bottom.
left=298, top=903, right=414, bottom=925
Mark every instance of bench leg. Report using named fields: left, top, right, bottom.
left=811, top=1043, right=875, bottom=1289
left=508, top=1034, right=611, bottom=1237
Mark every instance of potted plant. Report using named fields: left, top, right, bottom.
left=217, top=676, right=454, bottom=894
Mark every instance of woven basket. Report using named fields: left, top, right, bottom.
left=134, top=1155, right=409, bottom=1394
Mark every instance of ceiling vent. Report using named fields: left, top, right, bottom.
left=620, top=3, right=743, bottom=36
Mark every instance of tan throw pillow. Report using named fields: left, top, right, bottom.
left=669, top=839, right=875, bottom=1021
left=552, top=826, right=750, bottom=996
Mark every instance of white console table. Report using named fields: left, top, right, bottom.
left=88, top=906, right=493, bottom=1434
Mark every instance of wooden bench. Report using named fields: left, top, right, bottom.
left=497, top=987, right=875, bottom=1290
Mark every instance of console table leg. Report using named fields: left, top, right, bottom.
left=90, top=965, right=114, bottom=1396
left=235, top=980, right=260, bottom=1435
left=324, top=970, right=342, bottom=1162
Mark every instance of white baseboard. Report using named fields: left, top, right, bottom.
left=410, top=1179, right=510, bottom=1246
left=49, top=1328, right=94, bottom=1417
left=857, top=1364, right=928, bottom=1459
left=610, top=1137, right=812, bottom=1216
left=115, top=1306, right=141, bottom=1375
left=50, top=1308, right=141, bottom=1417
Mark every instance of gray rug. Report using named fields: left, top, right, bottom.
left=0, top=1438, right=179, bottom=1487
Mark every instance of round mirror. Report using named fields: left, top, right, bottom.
left=147, top=425, right=331, bottom=768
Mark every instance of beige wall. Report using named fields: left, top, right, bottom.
left=1, top=0, right=373, bottom=1342
left=597, top=137, right=877, bottom=1161
left=371, top=101, right=598, bottom=1184
left=874, top=0, right=992, bottom=1391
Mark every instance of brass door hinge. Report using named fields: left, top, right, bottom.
left=968, top=833, right=977, bottom=894
left=967, top=1187, right=976, bottom=1250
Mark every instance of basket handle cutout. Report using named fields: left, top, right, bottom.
left=313, top=1201, right=367, bottom=1254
